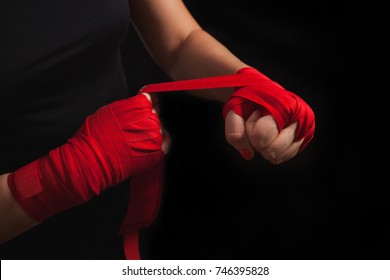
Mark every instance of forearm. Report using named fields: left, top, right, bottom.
left=0, top=93, right=164, bottom=244
left=129, top=0, right=248, bottom=102
left=0, top=173, right=39, bottom=244
left=167, top=28, right=248, bottom=102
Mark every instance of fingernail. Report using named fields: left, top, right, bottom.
left=240, top=149, right=253, bottom=160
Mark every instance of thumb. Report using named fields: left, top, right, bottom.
left=225, top=110, right=255, bottom=160
left=141, top=92, right=171, bottom=154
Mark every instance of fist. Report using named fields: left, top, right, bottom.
left=225, top=108, right=303, bottom=164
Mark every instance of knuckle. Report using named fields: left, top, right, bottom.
left=261, top=149, right=277, bottom=161
left=226, top=131, right=247, bottom=146
left=250, top=134, right=273, bottom=151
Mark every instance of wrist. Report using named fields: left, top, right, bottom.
left=0, top=173, right=10, bottom=193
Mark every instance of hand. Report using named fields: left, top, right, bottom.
left=7, top=92, right=170, bottom=222
left=142, top=92, right=171, bottom=155
left=223, top=67, right=315, bottom=164
left=225, top=109, right=303, bottom=165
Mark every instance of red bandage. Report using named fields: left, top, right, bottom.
left=223, top=67, right=315, bottom=151
left=7, top=93, right=163, bottom=221
left=142, top=66, right=315, bottom=152
left=8, top=66, right=314, bottom=260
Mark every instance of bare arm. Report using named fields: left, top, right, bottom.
left=0, top=93, right=164, bottom=244
left=128, top=0, right=248, bottom=101
left=128, top=0, right=311, bottom=165
left=0, top=173, right=39, bottom=244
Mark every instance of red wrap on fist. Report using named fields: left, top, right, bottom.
left=7, top=93, right=164, bottom=222
left=223, top=67, right=315, bottom=151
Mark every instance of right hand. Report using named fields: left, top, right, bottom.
left=6, top=92, right=170, bottom=222
left=141, top=92, right=171, bottom=155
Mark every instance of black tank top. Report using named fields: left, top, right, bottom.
left=0, top=0, right=132, bottom=259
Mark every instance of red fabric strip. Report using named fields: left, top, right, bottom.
left=138, top=70, right=265, bottom=94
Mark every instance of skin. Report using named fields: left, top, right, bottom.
left=0, top=0, right=304, bottom=244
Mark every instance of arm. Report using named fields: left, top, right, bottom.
left=129, top=0, right=315, bottom=164
left=0, top=173, right=39, bottom=243
left=0, top=93, right=166, bottom=244
left=128, top=0, right=247, bottom=102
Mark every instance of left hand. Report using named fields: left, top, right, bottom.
left=225, top=109, right=304, bottom=165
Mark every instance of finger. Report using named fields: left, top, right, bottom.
left=225, top=110, right=255, bottom=160
left=161, top=128, right=171, bottom=154
left=142, top=92, right=160, bottom=113
left=246, top=110, right=279, bottom=152
left=141, top=91, right=162, bottom=128
left=269, top=138, right=304, bottom=165
left=261, top=121, right=297, bottom=161
left=142, top=92, right=168, bottom=154
left=140, top=92, right=152, bottom=103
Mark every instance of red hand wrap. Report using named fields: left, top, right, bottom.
left=8, top=66, right=314, bottom=260
left=129, top=67, right=314, bottom=258
left=223, top=67, right=315, bottom=151
left=7, top=93, right=163, bottom=221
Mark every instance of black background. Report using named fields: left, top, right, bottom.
left=121, top=1, right=389, bottom=259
